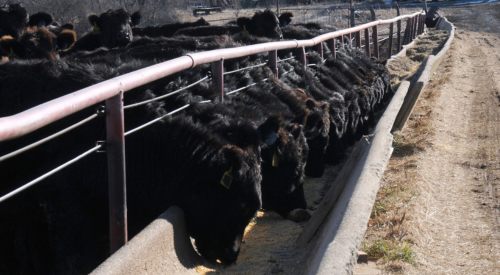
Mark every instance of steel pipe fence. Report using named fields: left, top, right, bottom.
left=0, top=11, right=425, bottom=255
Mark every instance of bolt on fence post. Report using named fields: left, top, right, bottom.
left=106, top=89, right=127, bottom=255
left=373, top=25, right=379, bottom=60
left=268, top=50, right=278, bottom=78
left=296, top=46, right=307, bottom=69
left=313, top=43, right=323, bottom=60
left=356, top=30, right=361, bottom=49
left=388, top=22, right=394, bottom=60
left=327, top=38, right=336, bottom=59
left=212, top=59, right=224, bottom=103
left=364, top=28, right=370, bottom=57
left=397, top=19, right=402, bottom=51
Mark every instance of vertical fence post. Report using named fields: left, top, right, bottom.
left=313, top=43, right=323, bottom=60
left=268, top=50, right=278, bottom=78
left=397, top=19, right=402, bottom=51
left=396, top=3, right=400, bottom=16
left=388, top=22, right=394, bottom=60
left=212, top=59, right=224, bottom=103
left=373, top=25, right=379, bottom=60
left=327, top=38, right=336, bottom=59
left=350, top=8, right=356, bottom=28
left=348, top=33, right=352, bottom=47
left=296, top=46, right=307, bottom=69
left=341, top=35, right=345, bottom=49
left=356, top=30, right=361, bottom=49
left=364, top=28, right=370, bottom=57
left=413, top=16, right=418, bottom=40
left=106, top=89, right=127, bottom=255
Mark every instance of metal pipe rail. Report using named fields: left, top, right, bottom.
left=0, top=10, right=425, bottom=254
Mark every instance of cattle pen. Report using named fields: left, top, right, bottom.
left=0, top=8, right=454, bottom=275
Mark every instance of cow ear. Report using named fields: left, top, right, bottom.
left=305, top=99, right=316, bottom=110
left=258, top=114, right=282, bottom=145
left=131, top=11, right=142, bottom=26
left=88, top=14, right=100, bottom=27
left=0, top=36, right=22, bottom=59
left=60, top=23, right=74, bottom=30
left=29, top=12, right=54, bottom=27
left=57, top=30, right=77, bottom=50
left=219, top=145, right=244, bottom=189
left=289, top=124, right=303, bottom=140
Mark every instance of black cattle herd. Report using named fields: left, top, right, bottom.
left=0, top=3, right=397, bottom=274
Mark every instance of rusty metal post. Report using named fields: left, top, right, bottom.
left=350, top=8, right=356, bottom=28
left=212, top=59, right=224, bottom=102
left=268, top=50, right=278, bottom=78
left=313, top=43, right=323, bottom=60
left=397, top=19, right=402, bottom=51
left=356, top=30, right=361, bottom=49
left=106, top=89, right=127, bottom=254
left=373, top=25, right=379, bottom=60
left=364, top=28, right=370, bottom=57
left=296, top=47, right=307, bottom=69
left=388, top=22, right=394, bottom=60
left=327, top=38, right=336, bottom=59
left=413, top=16, right=418, bottom=40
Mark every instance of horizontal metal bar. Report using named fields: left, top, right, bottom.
left=223, top=63, right=267, bottom=76
left=0, top=114, right=98, bottom=163
left=124, top=76, right=209, bottom=109
left=124, top=104, right=190, bottom=137
left=0, top=144, right=102, bottom=203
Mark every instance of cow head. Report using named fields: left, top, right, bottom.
left=87, top=9, right=141, bottom=48
left=0, top=27, right=76, bottom=60
left=28, top=12, right=54, bottom=28
left=278, top=11, right=294, bottom=27
left=237, top=9, right=283, bottom=40
left=182, top=144, right=262, bottom=265
left=0, top=4, right=28, bottom=39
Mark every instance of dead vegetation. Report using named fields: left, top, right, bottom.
left=360, top=35, right=456, bottom=273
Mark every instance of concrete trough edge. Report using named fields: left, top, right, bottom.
left=303, top=17, right=455, bottom=275
left=91, top=18, right=456, bottom=275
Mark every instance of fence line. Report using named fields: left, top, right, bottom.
left=0, top=10, right=425, bottom=254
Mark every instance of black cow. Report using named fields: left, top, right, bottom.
left=0, top=3, right=28, bottom=39
left=63, top=9, right=141, bottom=54
left=132, top=17, right=209, bottom=38
left=175, top=9, right=283, bottom=40
left=0, top=58, right=264, bottom=273
left=0, top=27, right=77, bottom=60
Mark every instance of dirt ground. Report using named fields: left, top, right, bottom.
left=357, top=2, right=500, bottom=274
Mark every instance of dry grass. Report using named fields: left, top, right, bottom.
left=360, top=34, right=455, bottom=273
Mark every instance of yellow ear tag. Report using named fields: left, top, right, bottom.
left=93, top=22, right=101, bottom=35
left=220, top=165, right=234, bottom=189
left=272, top=150, right=280, bottom=167
left=242, top=25, right=249, bottom=37
left=8, top=47, right=19, bottom=59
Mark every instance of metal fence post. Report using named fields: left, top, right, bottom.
left=350, top=8, right=356, bottom=28
left=413, top=16, right=418, bottom=40
left=397, top=19, right=402, bottom=51
left=327, top=38, right=336, bottom=59
left=388, top=22, right=394, bottom=60
left=268, top=50, right=278, bottom=78
left=373, top=25, right=379, bottom=60
left=106, top=89, right=127, bottom=254
left=356, top=30, right=361, bottom=49
left=364, top=28, right=370, bottom=57
left=313, top=43, right=323, bottom=60
left=212, top=59, right=224, bottom=102
left=296, top=46, right=307, bottom=69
